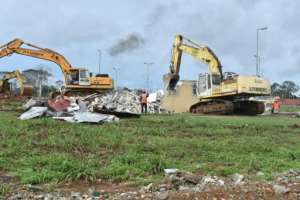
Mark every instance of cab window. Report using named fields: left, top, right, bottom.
left=80, top=70, right=89, bottom=79
left=212, top=74, right=221, bottom=85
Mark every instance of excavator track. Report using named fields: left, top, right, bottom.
left=189, top=100, right=234, bottom=115
left=233, top=100, right=265, bottom=115
left=189, top=99, right=265, bottom=115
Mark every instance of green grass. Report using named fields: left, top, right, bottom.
left=0, top=99, right=23, bottom=111
left=0, top=183, right=10, bottom=196
left=280, top=105, right=300, bottom=112
left=0, top=100, right=300, bottom=184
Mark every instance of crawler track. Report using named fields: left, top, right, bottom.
left=233, top=100, right=265, bottom=115
left=190, top=100, right=234, bottom=115
left=189, top=99, right=265, bottom=115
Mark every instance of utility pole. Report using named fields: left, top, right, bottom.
left=112, top=67, right=120, bottom=88
left=143, top=62, right=154, bottom=92
left=98, top=49, right=102, bottom=74
left=256, top=27, right=268, bottom=76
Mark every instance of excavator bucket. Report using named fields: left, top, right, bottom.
left=163, top=73, right=180, bottom=91
left=22, top=84, right=33, bottom=97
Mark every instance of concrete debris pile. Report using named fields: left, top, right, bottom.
left=19, top=96, right=119, bottom=124
left=19, top=89, right=169, bottom=123
left=86, top=89, right=169, bottom=115
left=87, top=89, right=142, bottom=115
left=147, top=90, right=165, bottom=113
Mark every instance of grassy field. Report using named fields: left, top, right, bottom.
left=280, top=105, right=300, bottom=112
left=0, top=100, right=300, bottom=185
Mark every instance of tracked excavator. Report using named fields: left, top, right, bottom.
left=0, top=70, right=33, bottom=96
left=0, top=39, right=113, bottom=95
left=163, top=35, right=271, bottom=115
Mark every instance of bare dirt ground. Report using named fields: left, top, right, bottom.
left=2, top=170, right=300, bottom=200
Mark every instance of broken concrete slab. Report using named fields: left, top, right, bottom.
left=273, top=184, right=290, bottom=194
left=19, top=107, right=48, bottom=120
left=231, top=173, right=245, bottom=185
left=164, top=169, right=178, bottom=175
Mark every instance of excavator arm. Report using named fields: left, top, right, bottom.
left=0, top=39, right=73, bottom=76
left=165, top=35, right=223, bottom=90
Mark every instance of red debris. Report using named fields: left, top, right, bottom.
left=48, top=98, right=70, bottom=112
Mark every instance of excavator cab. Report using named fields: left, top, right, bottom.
left=197, top=73, right=221, bottom=96
left=78, top=69, right=90, bottom=86
left=67, top=69, right=90, bottom=86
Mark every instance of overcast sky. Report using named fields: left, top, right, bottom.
left=0, top=0, right=299, bottom=90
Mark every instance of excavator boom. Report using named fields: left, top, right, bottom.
left=0, top=39, right=72, bottom=75
left=165, top=35, right=222, bottom=90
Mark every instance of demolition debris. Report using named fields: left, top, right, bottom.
left=19, top=89, right=168, bottom=123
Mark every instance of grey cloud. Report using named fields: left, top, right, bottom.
left=108, top=33, right=145, bottom=56
left=145, top=4, right=168, bottom=32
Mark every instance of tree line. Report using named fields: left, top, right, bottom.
left=271, top=81, right=299, bottom=98
left=22, top=65, right=61, bottom=97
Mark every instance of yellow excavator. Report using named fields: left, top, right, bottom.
left=0, top=70, right=33, bottom=97
left=0, top=39, right=113, bottom=95
left=163, top=35, right=271, bottom=115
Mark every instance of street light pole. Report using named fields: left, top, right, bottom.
left=256, top=27, right=268, bottom=76
left=256, top=30, right=259, bottom=75
left=112, top=67, right=120, bottom=88
left=98, top=49, right=102, bottom=74
left=144, top=62, right=154, bottom=92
